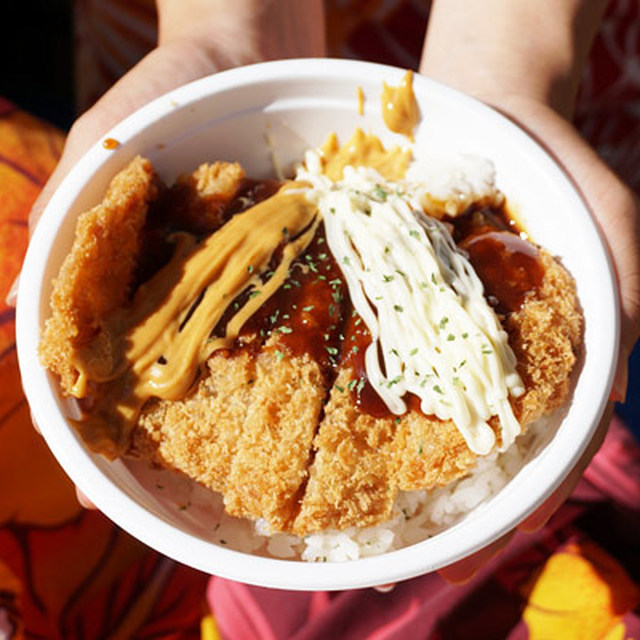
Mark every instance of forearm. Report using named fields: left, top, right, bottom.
left=63, top=0, right=324, bottom=171
left=420, top=0, right=607, bottom=117
left=157, top=0, right=325, bottom=63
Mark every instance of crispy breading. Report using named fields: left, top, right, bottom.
left=223, top=338, right=327, bottom=531
left=127, top=238, right=581, bottom=536
left=292, top=248, right=581, bottom=533
left=39, top=156, right=158, bottom=395
left=506, top=250, right=582, bottom=426
left=292, top=368, right=398, bottom=535
left=130, top=349, right=256, bottom=492
left=163, top=162, right=245, bottom=234
left=40, top=156, right=583, bottom=537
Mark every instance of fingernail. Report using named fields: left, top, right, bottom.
left=374, top=583, right=396, bottom=593
left=5, top=274, right=20, bottom=307
left=30, top=410, right=42, bottom=435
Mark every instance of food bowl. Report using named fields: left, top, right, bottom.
left=16, top=59, right=618, bottom=590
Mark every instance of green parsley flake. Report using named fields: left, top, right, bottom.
left=387, top=375, right=403, bottom=387
left=373, top=185, right=388, bottom=201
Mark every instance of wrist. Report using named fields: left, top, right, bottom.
left=420, top=0, right=607, bottom=118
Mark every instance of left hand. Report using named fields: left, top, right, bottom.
left=419, top=0, right=640, bottom=583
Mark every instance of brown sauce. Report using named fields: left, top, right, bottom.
left=110, top=179, right=544, bottom=426
left=461, top=231, right=542, bottom=314
left=208, top=200, right=543, bottom=419
left=133, top=178, right=281, bottom=291
left=342, top=312, right=390, bottom=418
left=451, top=205, right=543, bottom=315
left=239, top=227, right=349, bottom=380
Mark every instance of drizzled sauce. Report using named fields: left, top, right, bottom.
left=451, top=205, right=543, bottom=315
left=240, top=228, right=348, bottom=378
left=340, top=203, right=543, bottom=418
left=342, top=313, right=389, bottom=417
left=380, top=70, right=420, bottom=141
left=133, top=178, right=282, bottom=292
left=216, top=200, right=543, bottom=420
left=462, top=232, right=542, bottom=314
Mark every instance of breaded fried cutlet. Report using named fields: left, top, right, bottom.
left=40, top=156, right=159, bottom=395
left=293, top=248, right=580, bottom=535
left=41, top=155, right=583, bottom=537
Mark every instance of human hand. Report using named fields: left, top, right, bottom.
left=419, top=0, right=640, bottom=583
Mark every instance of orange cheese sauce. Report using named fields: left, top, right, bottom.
left=380, top=70, right=420, bottom=141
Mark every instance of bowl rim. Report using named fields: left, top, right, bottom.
left=16, top=58, right=619, bottom=590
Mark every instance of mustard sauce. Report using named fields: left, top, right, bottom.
left=320, top=129, right=411, bottom=181
left=74, top=185, right=318, bottom=456
left=380, top=70, right=420, bottom=141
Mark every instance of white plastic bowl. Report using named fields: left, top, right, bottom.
left=16, top=59, right=618, bottom=590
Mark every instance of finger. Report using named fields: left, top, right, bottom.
left=438, top=530, right=515, bottom=584
left=610, top=342, right=629, bottom=403
left=75, top=486, right=97, bottom=510
left=30, top=410, right=41, bottom=434
left=5, top=273, right=19, bottom=307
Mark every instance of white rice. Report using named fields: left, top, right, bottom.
left=168, top=416, right=545, bottom=563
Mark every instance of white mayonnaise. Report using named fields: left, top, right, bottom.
left=298, top=154, right=524, bottom=455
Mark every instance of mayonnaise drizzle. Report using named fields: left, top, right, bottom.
left=298, top=154, right=524, bottom=455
